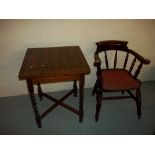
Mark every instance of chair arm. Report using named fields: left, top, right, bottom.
left=94, top=53, right=101, bottom=67
left=128, top=49, right=150, bottom=65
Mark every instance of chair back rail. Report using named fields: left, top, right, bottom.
left=96, top=40, right=128, bottom=52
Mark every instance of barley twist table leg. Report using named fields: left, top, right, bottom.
left=27, top=80, right=42, bottom=128
left=79, top=76, right=85, bottom=122
left=73, top=80, right=77, bottom=97
left=37, top=84, right=43, bottom=101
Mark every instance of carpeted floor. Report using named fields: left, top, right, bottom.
left=0, top=81, right=155, bottom=135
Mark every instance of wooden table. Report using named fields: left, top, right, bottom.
left=18, top=46, right=90, bottom=128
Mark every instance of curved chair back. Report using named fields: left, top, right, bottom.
left=95, top=40, right=150, bottom=78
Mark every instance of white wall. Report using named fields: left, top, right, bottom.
left=0, top=19, right=155, bottom=97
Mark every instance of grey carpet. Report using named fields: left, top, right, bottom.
left=0, top=81, right=155, bottom=135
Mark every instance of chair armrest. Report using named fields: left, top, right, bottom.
left=128, top=49, right=150, bottom=65
left=94, top=53, right=101, bottom=67
left=143, top=58, right=150, bottom=65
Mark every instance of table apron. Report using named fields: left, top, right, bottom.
left=31, top=74, right=83, bottom=84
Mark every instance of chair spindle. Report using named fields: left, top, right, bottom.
left=104, top=51, right=109, bottom=69
left=129, top=57, right=137, bottom=73
left=114, top=50, right=117, bottom=69
left=123, top=52, right=129, bottom=69
left=134, top=62, right=143, bottom=78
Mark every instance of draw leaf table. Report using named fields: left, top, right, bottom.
left=18, top=46, right=90, bottom=128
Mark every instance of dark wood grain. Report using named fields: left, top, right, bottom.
left=19, top=46, right=90, bottom=80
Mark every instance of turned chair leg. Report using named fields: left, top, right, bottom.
left=92, top=80, right=98, bottom=96
left=95, top=88, right=102, bottom=122
left=136, top=88, right=141, bottom=119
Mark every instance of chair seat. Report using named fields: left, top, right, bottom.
left=101, top=69, right=141, bottom=91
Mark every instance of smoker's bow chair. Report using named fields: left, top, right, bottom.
left=92, top=40, right=150, bottom=122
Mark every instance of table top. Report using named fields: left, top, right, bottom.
left=18, top=46, right=90, bottom=80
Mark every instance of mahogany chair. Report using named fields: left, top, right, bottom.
left=92, top=40, right=150, bottom=122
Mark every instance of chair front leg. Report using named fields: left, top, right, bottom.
left=95, top=87, right=102, bottom=122
left=92, top=80, right=98, bottom=96
left=136, top=88, right=141, bottom=119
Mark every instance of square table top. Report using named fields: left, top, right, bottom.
left=18, top=46, right=90, bottom=80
